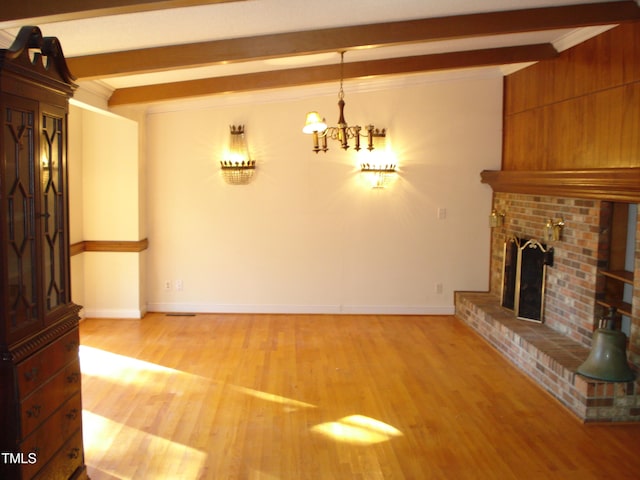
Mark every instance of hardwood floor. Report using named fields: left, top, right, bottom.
left=79, top=313, right=640, bottom=479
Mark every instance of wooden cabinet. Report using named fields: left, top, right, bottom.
left=0, top=27, right=87, bottom=479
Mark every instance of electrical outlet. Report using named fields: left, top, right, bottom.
left=164, top=280, right=171, bottom=290
left=175, top=280, right=184, bottom=291
left=437, top=207, right=447, bottom=220
left=435, top=283, right=443, bottom=294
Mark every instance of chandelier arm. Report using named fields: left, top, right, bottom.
left=353, top=125, right=361, bottom=151
left=303, top=51, right=387, bottom=153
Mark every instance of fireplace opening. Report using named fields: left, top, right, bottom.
left=501, top=237, right=553, bottom=323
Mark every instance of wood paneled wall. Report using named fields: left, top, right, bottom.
left=503, top=21, right=640, bottom=170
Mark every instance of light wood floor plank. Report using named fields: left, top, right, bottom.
left=79, top=314, right=640, bottom=479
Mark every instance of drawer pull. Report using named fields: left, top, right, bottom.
left=67, top=447, right=80, bottom=459
left=66, top=408, right=78, bottom=420
left=26, top=405, right=41, bottom=418
left=66, top=341, right=79, bottom=352
left=24, top=367, right=39, bottom=382
left=67, top=372, right=80, bottom=383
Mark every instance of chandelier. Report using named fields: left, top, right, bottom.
left=303, top=52, right=386, bottom=153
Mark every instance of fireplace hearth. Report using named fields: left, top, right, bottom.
left=456, top=189, right=640, bottom=422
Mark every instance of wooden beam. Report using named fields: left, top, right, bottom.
left=108, top=43, right=557, bottom=105
left=0, top=0, right=245, bottom=27
left=69, top=1, right=640, bottom=80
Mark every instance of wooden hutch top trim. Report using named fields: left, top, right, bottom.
left=0, top=26, right=77, bottom=94
left=480, top=168, right=640, bottom=202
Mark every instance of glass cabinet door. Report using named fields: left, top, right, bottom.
left=3, top=97, right=41, bottom=340
left=41, top=106, right=69, bottom=323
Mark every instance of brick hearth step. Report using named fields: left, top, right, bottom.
left=455, top=291, right=640, bottom=422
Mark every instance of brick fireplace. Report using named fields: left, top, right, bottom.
left=455, top=169, right=640, bottom=422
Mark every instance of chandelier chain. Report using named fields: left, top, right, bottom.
left=339, top=51, right=345, bottom=100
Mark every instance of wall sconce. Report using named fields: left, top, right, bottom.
left=360, top=163, right=397, bottom=189
left=303, top=52, right=386, bottom=153
left=544, top=217, right=565, bottom=242
left=358, top=133, right=397, bottom=188
left=489, top=210, right=505, bottom=228
left=220, top=125, right=255, bottom=185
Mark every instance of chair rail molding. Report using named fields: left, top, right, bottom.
left=70, top=239, right=149, bottom=256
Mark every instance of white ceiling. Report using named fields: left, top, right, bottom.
left=0, top=0, right=635, bottom=107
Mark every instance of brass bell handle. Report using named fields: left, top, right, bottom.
left=67, top=372, right=80, bottom=383
left=66, top=408, right=78, bottom=420
left=24, top=367, right=39, bottom=381
left=26, top=405, right=41, bottom=418
left=67, top=447, right=80, bottom=459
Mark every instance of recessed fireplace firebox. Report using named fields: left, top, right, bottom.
left=501, top=236, right=554, bottom=323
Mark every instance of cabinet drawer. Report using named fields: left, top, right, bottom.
left=17, top=328, right=80, bottom=397
left=19, top=392, right=83, bottom=479
left=32, top=429, right=84, bottom=480
left=20, top=359, right=82, bottom=438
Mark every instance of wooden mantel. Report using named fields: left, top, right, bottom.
left=480, top=168, right=640, bottom=203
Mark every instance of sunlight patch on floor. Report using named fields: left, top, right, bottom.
left=247, top=468, right=282, bottom=480
left=310, top=415, right=403, bottom=445
left=83, top=410, right=207, bottom=479
left=79, top=345, right=208, bottom=385
left=230, top=384, right=316, bottom=411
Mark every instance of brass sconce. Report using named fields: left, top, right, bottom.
left=360, top=163, right=397, bottom=189
left=303, top=52, right=386, bottom=153
left=220, top=125, right=255, bottom=185
left=489, top=210, right=505, bottom=228
left=358, top=132, right=397, bottom=188
left=544, top=217, right=565, bottom=242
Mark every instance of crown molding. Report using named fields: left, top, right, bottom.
left=145, top=66, right=503, bottom=115
left=71, top=80, right=114, bottom=111
left=0, top=30, right=13, bottom=48
left=552, top=24, right=618, bottom=52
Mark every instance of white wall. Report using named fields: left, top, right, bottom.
left=68, top=103, right=145, bottom=318
left=81, top=109, right=139, bottom=241
left=68, top=104, right=85, bottom=311
left=146, top=74, right=502, bottom=314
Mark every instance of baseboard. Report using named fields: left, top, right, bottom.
left=146, top=302, right=455, bottom=315
left=82, top=308, right=145, bottom=319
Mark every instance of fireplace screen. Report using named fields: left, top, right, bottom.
left=501, top=236, right=553, bottom=323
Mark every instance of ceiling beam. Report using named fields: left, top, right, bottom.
left=68, top=1, right=640, bottom=80
left=0, top=0, right=245, bottom=28
left=108, top=43, right=558, bottom=106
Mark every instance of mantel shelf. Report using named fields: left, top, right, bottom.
left=480, top=168, right=640, bottom=202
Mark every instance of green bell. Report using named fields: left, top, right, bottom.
left=577, top=328, right=635, bottom=382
